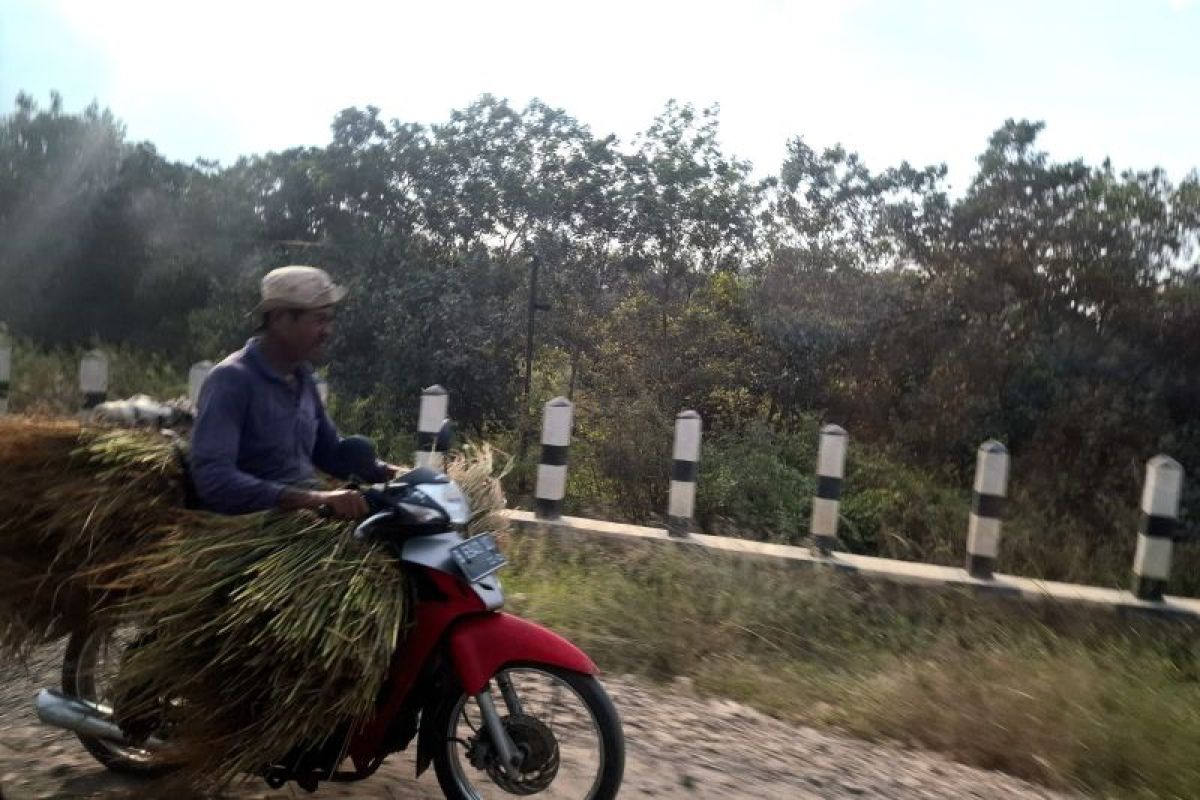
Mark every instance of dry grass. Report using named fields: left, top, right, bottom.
left=0, top=417, right=183, bottom=651
left=109, top=513, right=409, bottom=787
left=835, top=645, right=1200, bottom=795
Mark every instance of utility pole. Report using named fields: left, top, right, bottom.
left=518, top=254, right=551, bottom=494
left=523, top=255, right=540, bottom=402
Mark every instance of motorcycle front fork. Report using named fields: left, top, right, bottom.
left=496, top=672, right=524, bottom=716
left=474, top=671, right=524, bottom=771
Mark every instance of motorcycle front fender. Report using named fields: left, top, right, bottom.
left=448, top=612, right=597, bottom=695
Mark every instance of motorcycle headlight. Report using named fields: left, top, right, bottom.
left=416, top=482, right=471, bottom=525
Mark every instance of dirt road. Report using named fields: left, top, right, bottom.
left=1, top=645, right=1072, bottom=799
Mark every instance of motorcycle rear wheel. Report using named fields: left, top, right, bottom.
left=432, top=665, right=624, bottom=800
left=62, top=623, right=177, bottom=777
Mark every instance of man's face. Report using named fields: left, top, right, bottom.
left=268, top=306, right=335, bottom=363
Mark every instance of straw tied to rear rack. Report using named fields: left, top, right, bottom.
left=1, top=350, right=1193, bottom=603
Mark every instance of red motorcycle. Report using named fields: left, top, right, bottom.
left=35, top=435, right=625, bottom=799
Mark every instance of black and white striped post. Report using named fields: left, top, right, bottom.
left=535, top=397, right=573, bottom=520
left=187, top=360, right=213, bottom=408
left=79, top=350, right=108, bottom=418
left=811, top=424, right=848, bottom=556
left=0, top=325, right=10, bottom=415
left=668, top=410, right=702, bottom=537
left=966, top=440, right=1009, bottom=579
left=1132, top=455, right=1184, bottom=602
left=415, top=384, right=449, bottom=470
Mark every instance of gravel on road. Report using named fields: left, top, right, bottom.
left=1, top=643, right=1075, bottom=799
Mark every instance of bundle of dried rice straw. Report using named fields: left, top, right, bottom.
left=0, top=415, right=509, bottom=789
left=0, top=417, right=184, bottom=651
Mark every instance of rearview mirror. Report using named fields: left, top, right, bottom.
left=334, top=435, right=378, bottom=481
left=435, top=419, right=454, bottom=454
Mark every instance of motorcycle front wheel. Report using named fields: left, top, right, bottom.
left=432, top=665, right=624, bottom=800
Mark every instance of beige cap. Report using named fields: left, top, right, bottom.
left=253, top=266, right=347, bottom=314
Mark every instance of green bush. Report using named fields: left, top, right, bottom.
left=695, top=420, right=818, bottom=542
left=841, top=454, right=969, bottom=562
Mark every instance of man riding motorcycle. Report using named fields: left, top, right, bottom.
left=190, top=265, right=397, bottom=518
left=38, top=264, right=627, bottom=798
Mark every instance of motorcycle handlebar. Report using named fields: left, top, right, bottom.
left=314, top=487, right=392, bottom=520
left=362, top=487, right=395, bottom=513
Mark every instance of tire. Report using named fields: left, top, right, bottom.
left=432, top=665, right=624, bottom=800
left=62, top=625, right=177, bottom=777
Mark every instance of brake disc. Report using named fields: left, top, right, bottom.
left=484, top=714, right=560, bottom=795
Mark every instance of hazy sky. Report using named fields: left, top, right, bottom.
left=1, top=0, right=1197, bottom=190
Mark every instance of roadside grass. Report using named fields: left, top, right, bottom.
left=7, top=338, right=184, bottom=415
left=503, top=533, right=1200, bottom=799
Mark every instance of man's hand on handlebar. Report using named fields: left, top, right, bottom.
left=317, top=489, right=370, bottom=519
left=279, top=487, right=369, bottom=519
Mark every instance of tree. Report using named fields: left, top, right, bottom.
left=0, top=92, right=125, bottom=338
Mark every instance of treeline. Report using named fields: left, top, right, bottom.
left=3, top=90, right=1200, bottom=573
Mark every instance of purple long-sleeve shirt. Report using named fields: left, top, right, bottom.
left=190, top=338, right=371, bottom=514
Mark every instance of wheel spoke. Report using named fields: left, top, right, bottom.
left=459, top=701, right=479, bottom=734
left=549, top=679, right=562, bottom=735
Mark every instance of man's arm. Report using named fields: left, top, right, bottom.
left=310, top=383, right=397, bottom=482
left=190, top=368, right=289, bottom=514
left=191, top=368, right=370, bottom=519
left=277, top=485, right=368, bottom=517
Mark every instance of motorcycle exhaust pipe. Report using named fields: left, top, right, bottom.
left=35, top=688, right=163, bottom=749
